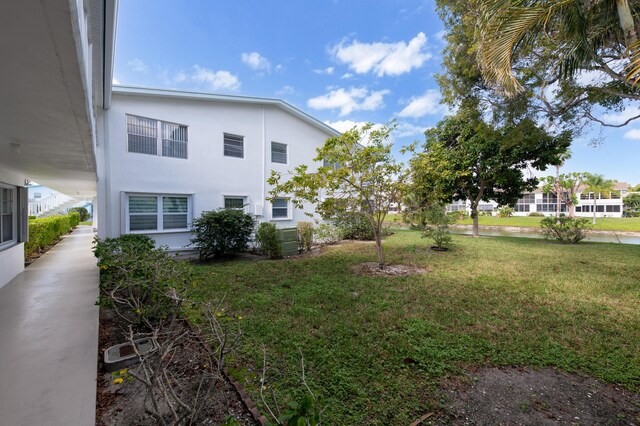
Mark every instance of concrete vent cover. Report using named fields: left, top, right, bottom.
left=103, top=337, right=157, bottom=372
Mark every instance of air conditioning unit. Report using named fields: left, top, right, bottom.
left=254, top=203, right=263, bottom=216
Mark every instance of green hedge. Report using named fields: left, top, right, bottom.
left=25, top=212, right=81, bottom=256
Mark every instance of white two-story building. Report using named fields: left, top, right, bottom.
left=96, top=86, right=339, bottom=251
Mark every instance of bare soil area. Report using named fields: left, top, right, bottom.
left=438, top=367, right=640, bottom=425
left=96, top=309, right=256, bottom=426
left=351, top=261, right=431, bottom=277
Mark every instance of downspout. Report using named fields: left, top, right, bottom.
left=262, top=105, right=266, bottom=219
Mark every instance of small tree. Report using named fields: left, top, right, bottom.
left=624, top=193, right=640, bottom=216
left=268, top=122, right=405, bottom=269
left=190, top=209, right=256, bottom=261
left=583, top=174, right=617, bottom=225
left=541, top=172, right=589, bottom=218
left=422, top=204, right=454, bottom=250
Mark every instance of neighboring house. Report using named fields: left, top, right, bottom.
left=0, top=0, right=117, bottom=288
left=445, top=182, right=631, bottom=218
left=96, top=86, right=339, bottom=251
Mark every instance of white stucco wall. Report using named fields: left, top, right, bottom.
left=100, top=92, right=336, bottom=250
left=0, top=168, right=26, bottom=287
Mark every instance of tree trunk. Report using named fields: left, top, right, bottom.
left=471, top=207, right=479, bottom=237
left=374, top=228, right=385, bottom=269
left=593, top=196, right=597, bottom=225
left=617, top=0, right=638, bottom=47
left=556, top=165, right=561, bottom=218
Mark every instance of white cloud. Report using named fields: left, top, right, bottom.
left=308, top=87, right=390, bottom=116
left=276, top=85, right=295, bottom=96
left=241, top=52, right=271, bottom=72
left=331, top=32, right=432, bottom=77
left=129, top=58, right=148, bottom=73
left=397, top=90, right=446, bottom=118
left=624, top=128, right=640, bottom=139
left=191, top=65, right=241, bottom=91
left=112, top=77, right=120, bottom=85
left=313, top=67, right=335, bottom=75
left=394, top=122, right=430, bottom=138
left=601, top=106, right=640, bottom=125
left=341, top=73, right=354, bottom=79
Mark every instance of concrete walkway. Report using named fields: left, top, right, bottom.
left=0, top=226, right=99, bottom=426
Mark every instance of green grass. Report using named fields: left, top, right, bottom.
left=79, top=221, right=93, bottom=226
left=188, top=232, right=640, bottom=424
left=385, top=213, right=640, bottom=232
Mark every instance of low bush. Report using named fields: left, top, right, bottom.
left=190, top=209, right=256, bottom=261
left=314, top=223, right=343, bottom=244
left=297, top=222, right=314, bottom=253
left=333, top=212, right=374, bottom=240
left=69, top=206, right=90, bottom=222
left=528, top=212, right=544, bottom=217
left=93, top=234, right=190, bottom=324
left=256, top=222, right=283, bottom=258
left=478, top=210, right=493, bottom=216
left=446, top=210, right=468, bottom=221
left=25, top=213, right=79, bottom=256
left=497, top=206, right=514, bottom=218
left=540, top=217, right=591, bottom=244
left=422, top=204, right=454, bottom=249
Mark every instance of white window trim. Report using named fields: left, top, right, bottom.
left=123, top=192, right=193, bottom=234
left=271, top=141, right=288, bottom=165
left=0, top=183, right=17, bottom=250
left=223, top=194, right=249, bottom=212
left=271, top=198, right=291, bottom=221
left=126, top=114, right=189, bottom=160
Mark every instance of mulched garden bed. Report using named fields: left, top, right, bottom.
left=96, top=308, right=258, bottom=426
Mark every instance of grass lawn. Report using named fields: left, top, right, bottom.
left=385, top=213, right=640, bottom=232
left=189, top=232, right=640, bottom=424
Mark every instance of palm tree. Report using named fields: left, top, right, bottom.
left=583, top=173, right=617, bottom=225
left=476, top=0, right=639, bottom=95
left=553, top=148, right=572, bottom=217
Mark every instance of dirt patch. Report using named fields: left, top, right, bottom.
left=96, top=308, right=257, bottom=426
left=351, top=262, right=430, bottom=277
left=438, top=367, right=640, bottom=425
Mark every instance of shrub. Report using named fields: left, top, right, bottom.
left=297, top=222, right=314, bottom=253
left=93, top=235, right=190, bottom=325
left=528, top=212, right=544, bottom=217
left=422, top=205, right=454, bottom=249
left=540, top=217, right=591, bottom=244
left=333, top=212, right=374, bottom=240
left=446, top=210, right=468, bottom=221
left=69, top=206, right=90, bottom=222
left=313, top=223, right=343, bottom=244
left=497, top=206, right=514, bottom=218
left=190, top=209, right=256, bottom=261
left=255, top=222, right=283, bottom=258
left=478, top=210, right=493, bottom=216
left=25, top=213, right=79, bottom=256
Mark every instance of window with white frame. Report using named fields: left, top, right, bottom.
left=127, top=115, right=188, bottom=159
left=127, top=194, right=191, bottom=232
left=271, top=142, right=287, bottom=164
left=223, top=133, right=244, bottom=158
left=0, top=185, right=16, bottom=245
left=224, top=196, right=246, bottom=209
left=271, top=198, right=289, bottom=219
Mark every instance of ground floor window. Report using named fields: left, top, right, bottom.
left=579, top=205, right=620, bottom=213
left=272, top=198, right=289, bottom=219
left=224, top=196, right=246, bottom=210
left=126, top=193, right=191, bottom=232
left=0, top=185, right=16, bottom=245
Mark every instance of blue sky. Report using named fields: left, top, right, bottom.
left=113, top=0, right=640, bottom=185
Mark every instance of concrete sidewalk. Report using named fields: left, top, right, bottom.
left=0, top=226, right=99, bottom=426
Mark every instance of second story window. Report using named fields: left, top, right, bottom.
left=224, top=133, right=244, bottom=158
left=127, top=115, right=188, bottom=159
left=271, top=142, right=287, bottom=164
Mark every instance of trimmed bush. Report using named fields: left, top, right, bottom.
left=528, top=212, right=544, bottom=217
left=540, top=217, right=591, bottom=244
left=25, top=213, right=79, bottom=256
left=256, top=222, right=283, bottom=259
left=69, top=206, right=90, bottom=222
left=190, top=209, right=256, bottom=261
left=314, top=223, right=343, bottom=244
left=446, top=210, right=468, bottom=220
left=333, top=212, right=374, bottom=240
left=297, top=221, right=314, bottom=252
